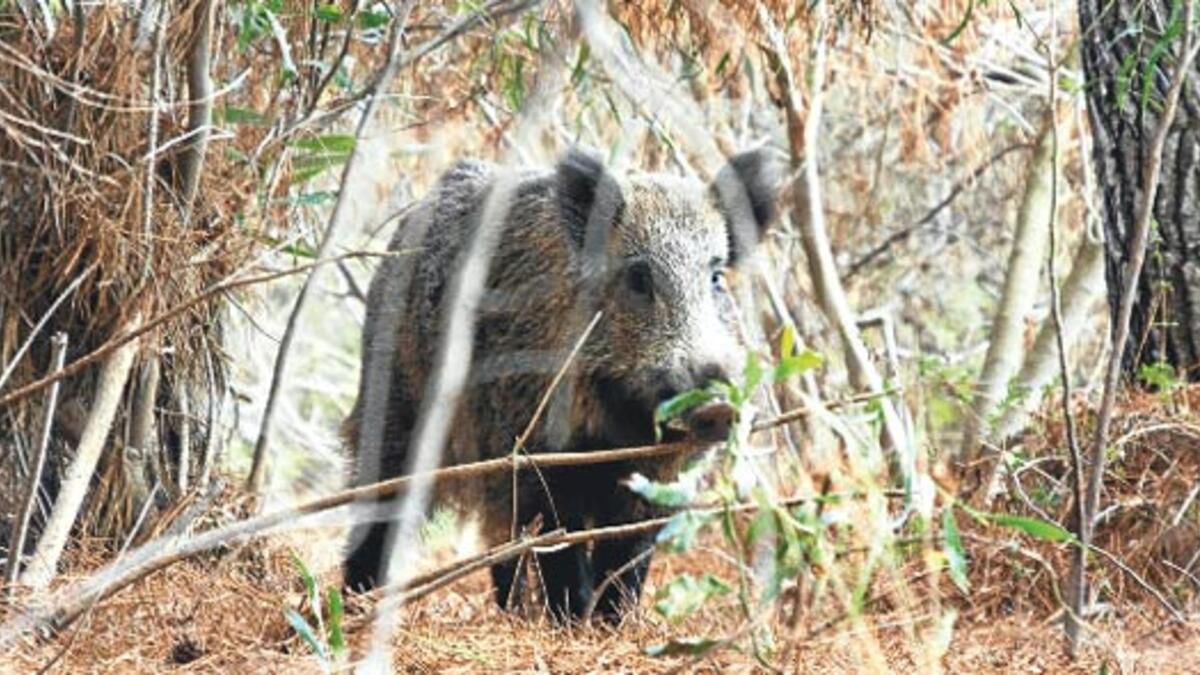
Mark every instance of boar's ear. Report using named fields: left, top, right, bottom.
left=555, top=147, right=623, bottom=253
left=711, top=147, right=781, bottom=265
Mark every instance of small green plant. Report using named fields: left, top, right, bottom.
left=284, top=552, right=346, bottom=672
left=1137, top=361, right=1181, bottom=393
left=635, top=326, right=825, bottom=660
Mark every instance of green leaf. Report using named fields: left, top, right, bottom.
left=291, top=133, right=357, bottom=154
left=644, top=637, right=721, bottom=657
left=1115, top=51, right=1139, bottom=109
left=315, top=3, right=343, bottom=22
left=1140, top=0, right=1183, bottom=112
left=655, top=509, right=713, bottom=553
left=219, top=105, right=267, bottom=126
left=359, top=8, right=390, bottom=29
left=1137, top=361, right=1179, bottom=391
left=326, top=587, right=346, bottom=657
left=273, top=191, right=338, bottom=208
left=987, top=513, right=1074, bottom=543
left=283, top=608, right=326, bottom=660
left=570, top=41, right=591, bottom=87
left=941, top=506, right=969, bottom=594
left=714, top=51, right=731, bottom=77
left=773, top=349, right=824, bottom=383
left=743, top=351, right=765, bottom=392
left=653, top=574, right=731, bottom=624
left=626, top=472, right=696, bottom=508
left=779, top=324, right=796, bottom=361
left=292, top=153, right=351, bottom=184
left=653, top=388, right=714, bottom=440
left=290, top=552, right=319, bottom=612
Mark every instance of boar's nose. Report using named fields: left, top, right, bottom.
left=686, top=400, right=736, bottom=443
left=685, top=363, right=735, bottom=442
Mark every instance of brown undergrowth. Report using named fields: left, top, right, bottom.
left=3, top=390, right=1199, bottom=673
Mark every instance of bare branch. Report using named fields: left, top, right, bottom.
left=21, top=317, right=141, bottom=590
left=179, top=0, right=215, bottom=215
left=4, top=332, right=67, bottom=593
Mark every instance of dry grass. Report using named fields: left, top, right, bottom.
left=1, top=524, right=1196, bottom=674
left=3, top=388, right=1199, bottom=673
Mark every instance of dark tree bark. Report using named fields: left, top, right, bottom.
left=1080, top=0, right=1200, bottom=379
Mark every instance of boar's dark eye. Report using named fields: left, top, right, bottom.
left=711, top=268, right=727, bottom=289
left=626, top=261, right=654, bottom=299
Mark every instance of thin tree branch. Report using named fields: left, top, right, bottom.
left=843, top=143, right=1031, bottom=279
left=0, top=262, right=96, bottom=393
left=760, top=5, right=914, bottom=485
left=140, top=1, right=166, bottom=278
left=4, top=333, right=67, bottom=593
left=180, top=0, right=215, bottom=216
left=21, top=317, right=141, bottom=590
left=247, top=1, right=416, bottom=492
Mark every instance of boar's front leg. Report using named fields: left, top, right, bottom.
left=590, top=531, right=656, bottom=622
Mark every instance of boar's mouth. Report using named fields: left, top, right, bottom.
left=591, top=376, right=736, bottom=446
left=591, top=375, right=659, bottom=446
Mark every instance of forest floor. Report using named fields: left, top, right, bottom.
left=1, top=527, right=1197, bottom=674
left=4, top=390, right=1200, bottom=673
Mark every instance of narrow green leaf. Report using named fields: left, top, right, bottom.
left=941, top=506, right=969, bottom=593
left=570, top=41, right=591, bottom=87
left=219, top=106, right=267, bottom=126
left=326, top=587, right=345, bottom=657
left=941, top=0, right=975, bottom=45
left=653, top=573, right=731, bottom=624
left=626, top=473, right=695, bottom=508
left=292, top=153, right=351, bottom=184
left=1140, top=0, right=1183, bottom=112
left=987, top=513, right=1074, bottom=543
left=283, top=608, right=326, bottom=660
left=743, top=351, right=764, bottom=392
left=290, top=552, right=319, bottom=609
left=714, top=51, right=731, bottom=77
left=291, top=133, right=357, bottom=154
left=773, top=349, right=824, bottom=383
left=779, top=323, right=796, bottom=361
left=653, top=388, right=714, bottom=439
left=655, top=509, right=712, bottom=553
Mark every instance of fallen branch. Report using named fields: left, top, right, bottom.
left=357, top=491, right=906, bottom=622
left=22, top=317, right=140, bottom=590
left=4, top=332, right=68, bottom=593
left=355, top=526, right=565, bottom=619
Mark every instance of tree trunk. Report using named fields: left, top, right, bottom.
left=1080, top=0, right=1200, bottom=378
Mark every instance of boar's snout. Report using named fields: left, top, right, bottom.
left=685, top=400, right=737, bottom=443
left=655, top=362, right=736, bottom=443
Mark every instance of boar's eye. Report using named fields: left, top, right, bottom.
left=626, top=260, right=654, bottom=299
left=711, top=268, right=727, bottom=289
left=710, top=258, right=728, bottom=292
